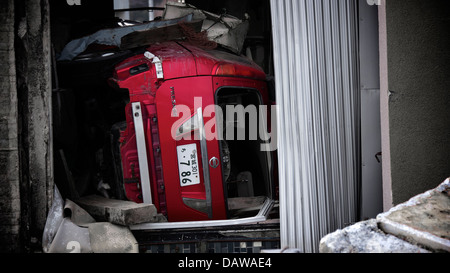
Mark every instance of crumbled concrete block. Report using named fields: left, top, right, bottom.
left=320, top=178, right=450, bottom=253
left=377, top=178, right=450, bottom=252
left=319, top=219, right=430, bottom=253
left=88, top=222, right=139, bottom=253
left=75, top=195, right=158, bottom=226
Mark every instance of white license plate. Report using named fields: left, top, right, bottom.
left=176, top=144, right=200, bottom=187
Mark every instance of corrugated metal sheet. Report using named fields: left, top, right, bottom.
left=270, top=0, right=360, bottom=252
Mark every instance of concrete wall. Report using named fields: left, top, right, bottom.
left=359, top=0, right=383, bottom=220
left=0, top=0, right=52, bottom=252
left=16, top=0, right=53, bottom=244
left=0, top=0, right=21, bottom=253
left=380, top=0, right=450, bottom=207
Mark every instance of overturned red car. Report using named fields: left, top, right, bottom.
left=109, top=41, right=277, bottom=222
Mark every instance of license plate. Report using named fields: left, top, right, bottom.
left=176, top=144, right=200, bottom=187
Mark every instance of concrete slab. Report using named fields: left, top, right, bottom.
left=75, top=195, right=158, bottom=226
left=319, top=219, right=430, bottom=253
left=44, top=193, right=139, bottom=253
left=88, top=222, right=139, bottom=253
left=377, top=178, right=450, bottom=252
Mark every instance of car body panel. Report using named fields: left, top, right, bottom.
left=112, top=41, right=271, bottom=222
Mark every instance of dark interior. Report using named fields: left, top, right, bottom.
left=216, top=88, right=273, bottom=218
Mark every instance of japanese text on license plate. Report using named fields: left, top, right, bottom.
left=176, top=144, right=200, bottom=187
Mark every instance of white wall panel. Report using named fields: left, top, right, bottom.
left=270, top=0, right=360, bottom=252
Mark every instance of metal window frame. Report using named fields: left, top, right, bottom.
left=130, top=197, right=275, bottom=230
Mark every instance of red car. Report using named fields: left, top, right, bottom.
left=110, top=41, right=276, bottom=222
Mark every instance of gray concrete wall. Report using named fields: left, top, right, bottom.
left=383, top=0, right=450, bottom=205
left=16, top=0, right=53, bottom=243
left=0, top=0, right=52, bottom=252
left=359, top=0, right=383, bottom=220
left=0, top=0, right=21, bottom=253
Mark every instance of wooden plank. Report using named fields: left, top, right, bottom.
left=120, top=20, right=203, bottom=50
left=75, top=195, right=160, bottom=226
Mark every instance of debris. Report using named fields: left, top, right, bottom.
left=58, top=14, right=194, bottom=61
left=319, top=219, right=430, bottom=253
left=177, top=21, right=217, bottom=50
left=42, top=186, right=64, bottom=253
left=377, top=178, right=450, bottom=252
left=320, top=178, right=450, bottom=253
left=162, top=2, right=249, bottom=54
left=64, top=199, right=96, bottom=226
left=42, top=186, right=139, bottom=253
left=74, top=194, right=158, bottom=226
left=87, top=222, right=139, bottom=253
left=120, top=20, right=203, bottom=50
left=47, top=218, right=91, bottom=253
